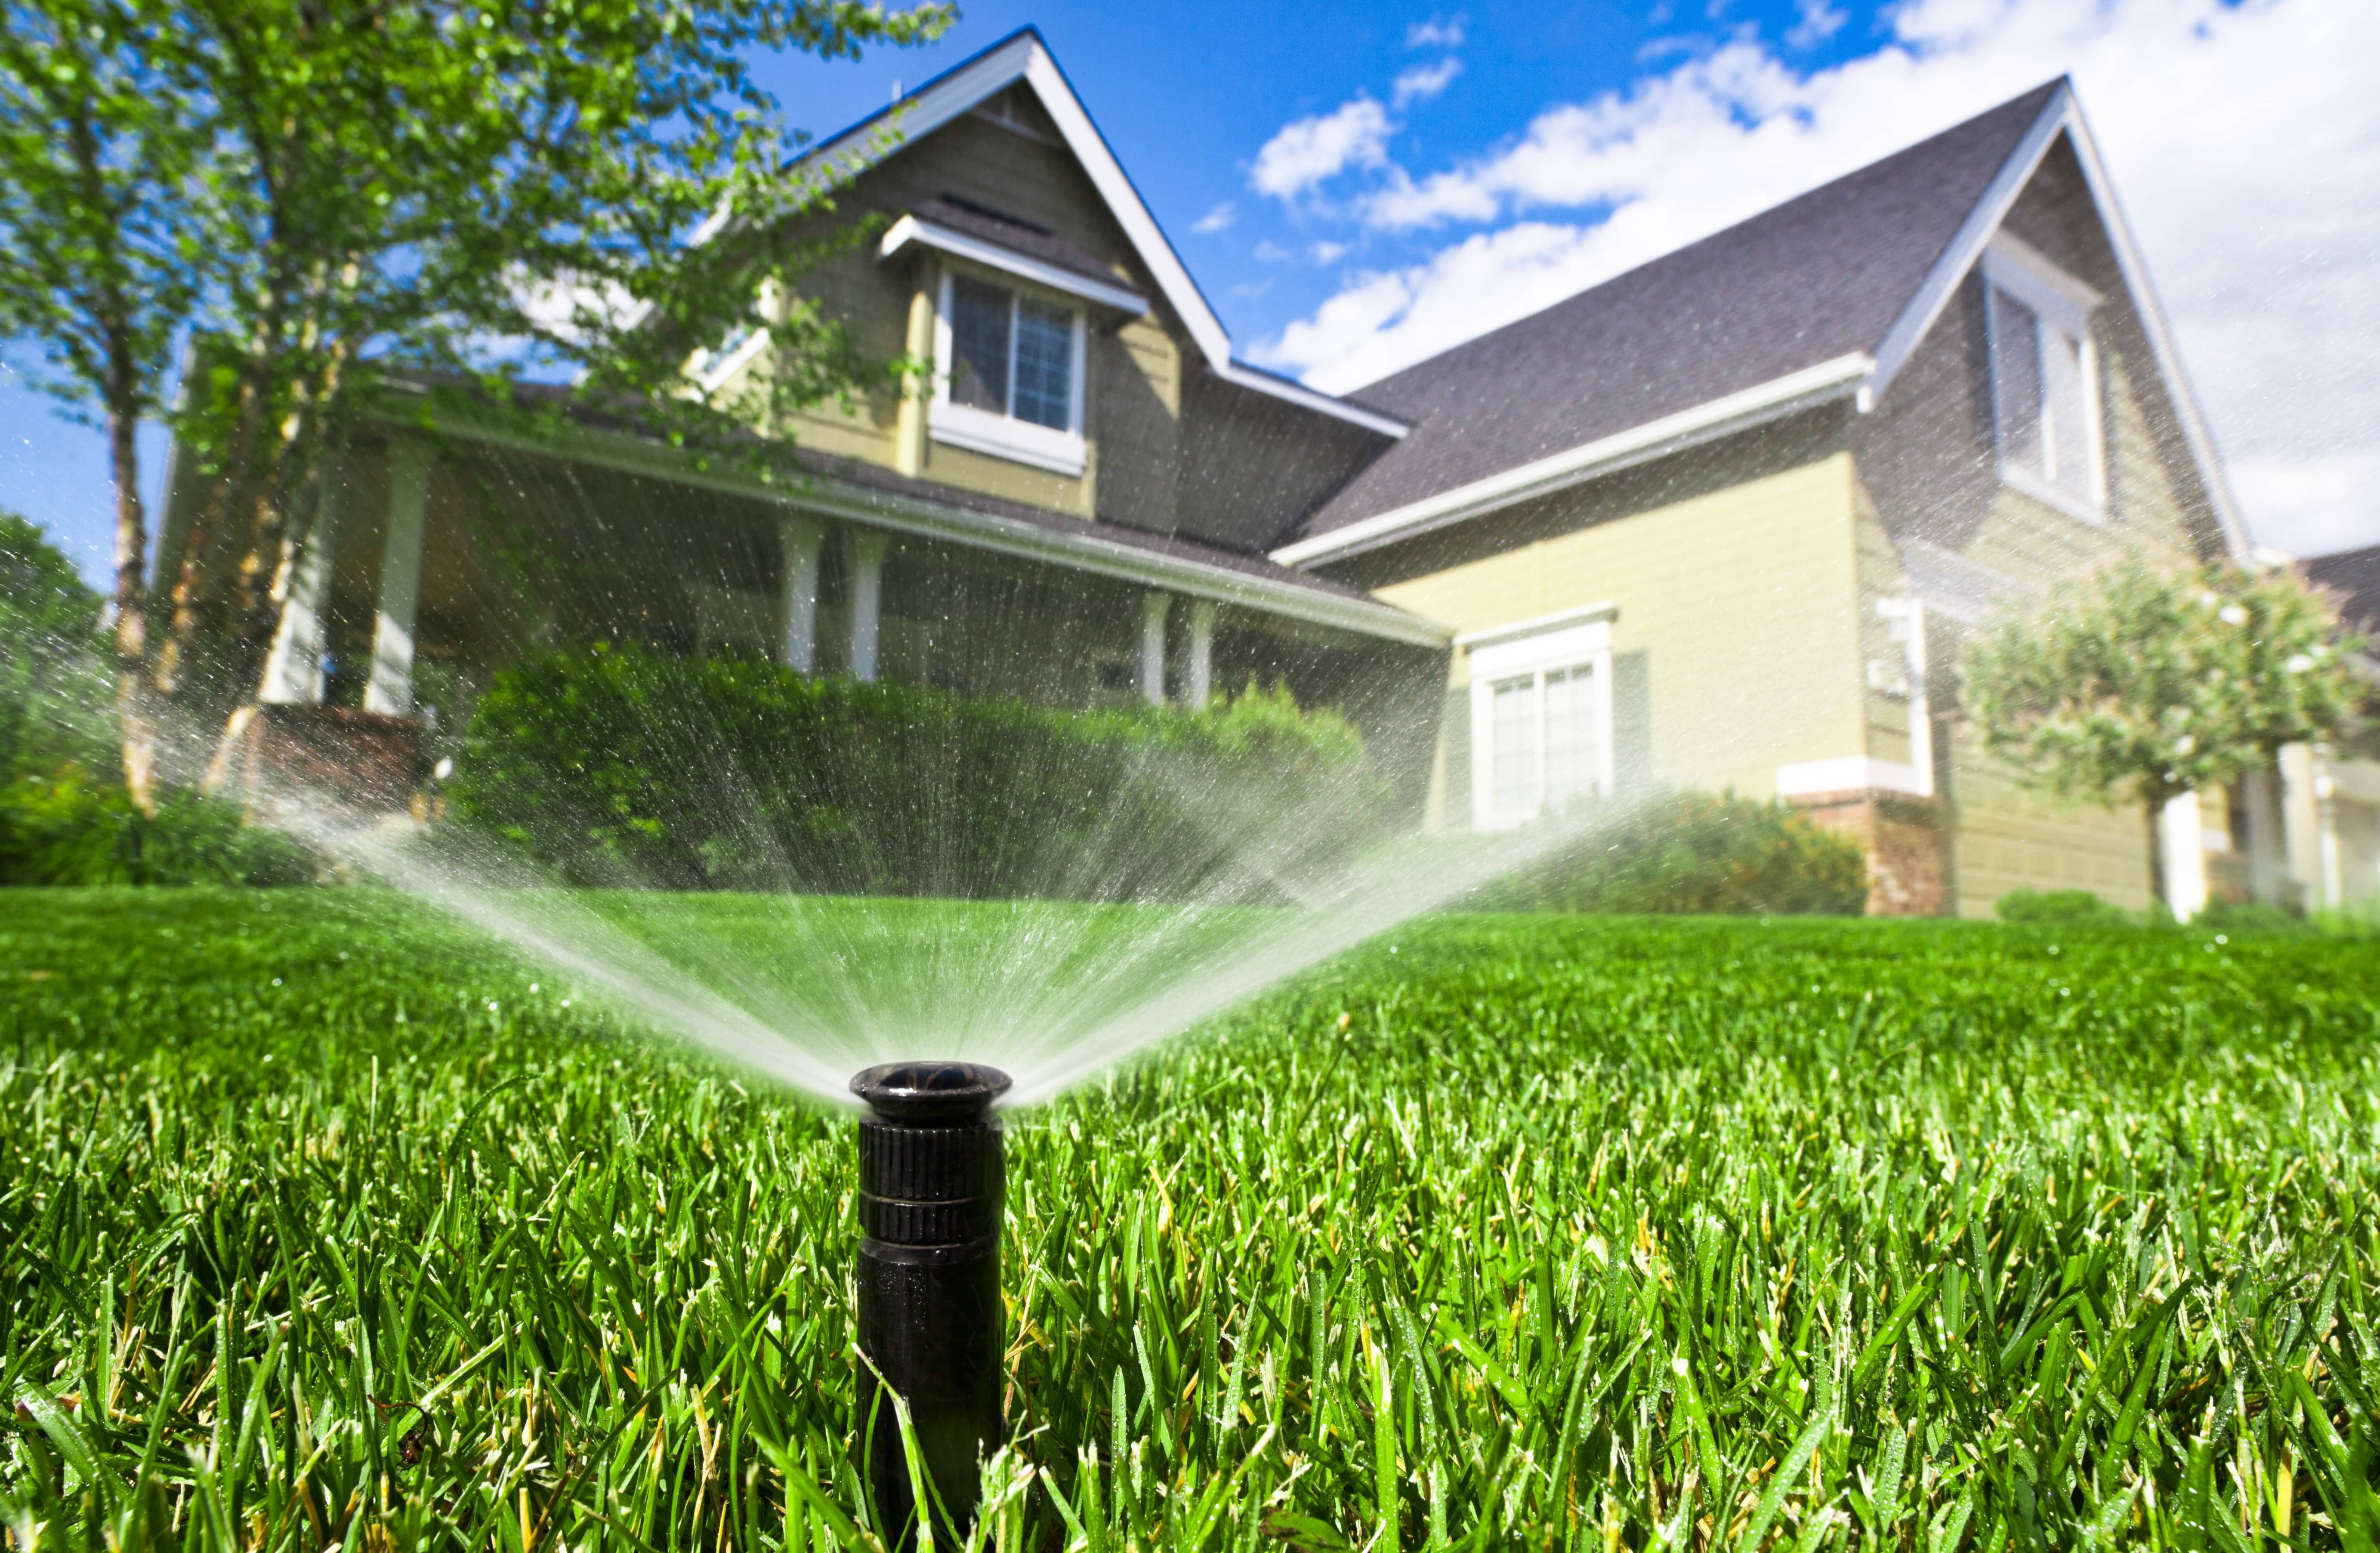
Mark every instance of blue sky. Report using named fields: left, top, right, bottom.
left=6, top=0, right=2377, bottom=583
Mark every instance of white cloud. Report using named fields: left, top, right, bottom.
left=1393, top=58, right=1464, bottom=108
left=1407, top=15, right=1466, bottom=48
left=1312, top=241, right=1352, bottom=264
left=1787, top=0, right=1849, bottom=47
left=1192, top=201, right=1237, bottom=234
left=1249, top=97, right=1394, bottom=201
left=1253, top=239, right=1295, bottom=263
left=1252, top=0, right=2380, bottom=557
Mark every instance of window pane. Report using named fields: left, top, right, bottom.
left=2040, top=320, right=2094, bottom=500
left=1543, top=663, right=1599, bottom=808
left=1013, top=300, right=1074, bottom=430
left=1490, top=675, right=1539, bottom=817
left=949, top=276, right=1010, bottom=414
left=1991, top=286, right=2044, bottom=479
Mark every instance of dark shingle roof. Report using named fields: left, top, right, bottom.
left=1295, top=82, right=2063, bottom=541
left=2306, top=544, right=2380, bottom=636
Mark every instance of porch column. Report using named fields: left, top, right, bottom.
left=1184, top=599, right=1215, bottom=710
left=363, top=436, right=432, bottom=716
left=2278, top=742, right=2328, bottom=908
left=1139, top=591, right=1171, bottom=706
left=847, top=529, right=887, bottom=683
left=259, top=452, right=345, bottom=705
left=2157, top=789, right=2209, bottom=922
left=779, top=517, right=824, bottom=673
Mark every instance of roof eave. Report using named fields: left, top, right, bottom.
left=364, top=389, right=1448, bottom=649
left=1864, top=81, right=2251, bottom=562
left=1273, top=353, right=1873, bottom=568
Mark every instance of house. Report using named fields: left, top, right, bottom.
left=1268, top=77, right=2257, bottom=918
left=182, top=28, right=2355, bottom=917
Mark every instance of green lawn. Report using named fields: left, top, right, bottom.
left=4, top=889, right=2380, bottom=1550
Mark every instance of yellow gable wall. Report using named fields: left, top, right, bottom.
left=1851, top=135, right=2229, bottom=916
left=1342, top=413, right=1866, bottom=825
left=722, top=90, right=1187, bottom=526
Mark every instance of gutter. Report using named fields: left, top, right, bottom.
left=370, top=394, right=1450, bottom=650
left=1272, top=353, right=1873, bottom=568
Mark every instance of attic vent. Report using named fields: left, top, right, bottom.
left=936, top=193, right=1052, bottom=236
left=970, top=87, right=1056, bottom=146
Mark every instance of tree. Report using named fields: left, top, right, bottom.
left=0, top=0, right=951, bottom=801
left=0, top=510, right=112, bottom=782
left=1963, top=557, right=2370, bottom=913
left=0, top=0, right=202, bottom=805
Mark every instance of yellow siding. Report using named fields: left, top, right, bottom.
left=1367, top=442, right=1865, bottom=814
left=1943, top=720, right=2155, bottom=916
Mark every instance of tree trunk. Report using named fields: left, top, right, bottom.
left=107, top=402, right=157, bottom=814
left=2144, top=798, right=2165, bottom=916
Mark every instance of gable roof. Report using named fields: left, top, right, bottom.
left=1274, top=80, right=2247, bottom=566
left=793, top=28, right=1408, bottom=441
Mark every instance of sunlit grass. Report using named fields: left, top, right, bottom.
left=4, top=889, right=2380, bottom=1548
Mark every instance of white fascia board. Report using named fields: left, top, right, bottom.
left=791, top=31, right=1406, bottom=439
left=880, top=215, right=1148, bottom=313
left=1865, top=82, right=2250, bottom=561
left=1210, top=362, right=1409, bottom=438
left=384, top=398, right=1449, bottom=648
left=1272, top=353, right=1872, bottom=568
left=1453, top=600, right=1618, bottom=651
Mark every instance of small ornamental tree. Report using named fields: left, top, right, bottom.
left=1963, top=557, right=2370, bottom=911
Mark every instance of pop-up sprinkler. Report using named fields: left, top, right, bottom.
left=850, top=1061, right=1011, bottom=1542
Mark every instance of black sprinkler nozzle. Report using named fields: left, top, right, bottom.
left=851, top=1062, right=1010, bottom=1545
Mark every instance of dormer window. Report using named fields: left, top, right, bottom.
left=932, top=270, right=1088, bottom=476
left=1982, top=234, right=2106, bottom=522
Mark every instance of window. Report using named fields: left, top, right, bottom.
left=1463, top=604, right=1617, bottom=830
left=933, top=270, right=1087, bottom=475
left=1983, top=235, right=2105, bottom=520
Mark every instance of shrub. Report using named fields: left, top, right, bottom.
left=1994, top=888, right=2135, bottom=927
left=0, top=768, right=316, bottom=886
left=1482, top=789, right=1870, bottom=916
left=447, top=644, right=1386, bottom=898
left=2195, top=897, right=2314, bottom=935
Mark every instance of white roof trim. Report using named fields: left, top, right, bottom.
left=1864, top=82, right=2249, bottom=560
left=797, top=30, right=1407, bottom=440
left=380, top=393, right=1449, bottom=648
left=1453, top=600, right=1618, bottom=650
left=1272, top=352, right=1873, bottom=568
left=879, top=214, right=1149, bottom=314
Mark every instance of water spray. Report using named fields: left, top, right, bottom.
left=851, top=1061, right=1011, bottom=1542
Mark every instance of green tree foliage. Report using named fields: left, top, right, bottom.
left=1966, top=559, right=2367, bottom=810
left=1964, top=558, right=2368, bottom=906
left=449, top=644, right=1388, bottom=899
left=0, top=510, right=110, bottom=780
left=0, top=0, right=952, bottom=788
left=1479, top=789, right=1871, bottom=915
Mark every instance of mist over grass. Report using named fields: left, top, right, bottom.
left=7, top=891, right=2380, bottom=1547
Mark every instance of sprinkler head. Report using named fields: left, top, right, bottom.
left=851, top=1061, right=1012, bottom=1123
left=850, top=1061, right=1010, bottom=1547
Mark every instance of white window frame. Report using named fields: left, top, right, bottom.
left=1460, top=602, right=1618, bottom=831
left=930, top=266, right=1090, bottom=477
left=1982, top=232, right=2107, bottom=525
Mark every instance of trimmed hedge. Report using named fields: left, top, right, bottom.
left=448, top=644, right=1388, bottom=898
left=1481, top=789, right=1871, bottom=915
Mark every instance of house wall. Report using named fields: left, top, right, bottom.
left=1849, top=133, right=2230, bottom=917
left=725, top=89, right=1189, bottom=529
left=1330, top=409, right=1865, bottom=829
